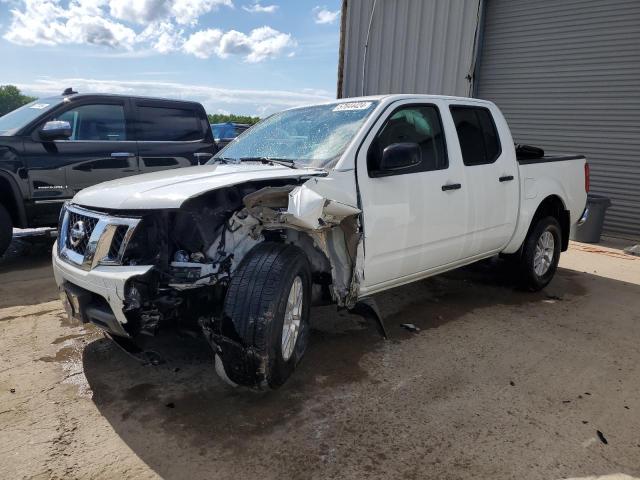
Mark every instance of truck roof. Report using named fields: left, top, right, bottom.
left=37, top=92, right=204, bottom=108
left=283, top=94, right=496, bottom=112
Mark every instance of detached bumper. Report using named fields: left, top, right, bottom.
left=52, top=241, right=153, bottom=337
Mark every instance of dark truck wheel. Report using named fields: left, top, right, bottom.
left=518, top=216, right=562, bottom=291
left=216, top=242, right=312, bottom=389
left=0, top=204, right=12, bottom=258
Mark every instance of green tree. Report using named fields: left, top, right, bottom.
left=207, top=113, right=261, bottom=125
left=0, top=85, right=36, bottom=116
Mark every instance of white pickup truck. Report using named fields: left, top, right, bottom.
left=52, top=94, right=588, bottom=389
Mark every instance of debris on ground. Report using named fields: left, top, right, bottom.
left=165, top=402, right=175, bottom=409
left=400, top=323, right=421, bottom=332
left=596, top=430, right=608, bottom=445
left=509, top=381, right=515, bottom=387
left=9, top=388, right=15, bottom=393
left=142, top=351, right=165, bottom=366
left=623, top=244, right=640, bottom=256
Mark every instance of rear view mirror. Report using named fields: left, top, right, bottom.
left=39, top=120, right=72, bottom=141
left=371, top=142, right=422, bottom=177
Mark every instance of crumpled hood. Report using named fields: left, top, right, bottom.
left=72, top=163, right=325, bottom=210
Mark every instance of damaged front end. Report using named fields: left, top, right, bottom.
left=110, top=175, right=364, bottom=362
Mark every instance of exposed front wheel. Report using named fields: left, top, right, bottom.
left=217, top=242, right=311, bottom=389
left=0, top=204, right=12, bottom=258
left=518, top=216, right=562, bottom=291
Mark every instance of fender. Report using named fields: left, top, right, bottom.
left=502, top=176, right=569, bottom=254
left=0, top=168, right=28, bottom=228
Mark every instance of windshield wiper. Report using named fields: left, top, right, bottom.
left=238, top=157, right=298, bottom=169
left=211, top=156, right=236, bottom=164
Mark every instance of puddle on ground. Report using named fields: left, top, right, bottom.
left=52, top=333, right=86, bottom=345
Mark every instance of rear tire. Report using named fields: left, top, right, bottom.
left=518, top=216, right=562, bottom=291
left=0, top=204, right=12, bottom=258
left=217, top=242, right=312, bottom=389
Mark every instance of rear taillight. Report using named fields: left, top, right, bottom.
left=584, top=162, right=590, bottom=192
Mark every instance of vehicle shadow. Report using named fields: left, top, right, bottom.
left=81, top=261, right=589, bottom=479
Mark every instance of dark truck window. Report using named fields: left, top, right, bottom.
left=54, top=104, right=127, bottom=141
left=137, top=106, right=203, bottom=141
left=450, top=106, right=501, bottom=166
left=368, top=105, right=448, bottom=175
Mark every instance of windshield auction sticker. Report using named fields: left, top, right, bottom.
left=333, top=102, right=373, bottom=112
left=29, top=103, right=50, bottom=109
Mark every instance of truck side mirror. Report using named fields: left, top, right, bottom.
left=39, top=120, right=72, bottom=141
left=371, top=142, right=422, bottom=177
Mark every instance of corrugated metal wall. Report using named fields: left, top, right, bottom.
left=340, top=0, right=481, bottom=98
left=476, top=0, right=640, bottom=238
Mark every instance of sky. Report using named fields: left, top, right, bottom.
left=0, top=0, right=342, bottom=116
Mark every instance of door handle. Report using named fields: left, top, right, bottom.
left=499, top=175, right=514, bottom=182
left=442, top=183, right=462, bottom=191
left=111, top=152, right=135, bottom=158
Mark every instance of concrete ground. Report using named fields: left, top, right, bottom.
left=0, top=234, right=639, bottom=480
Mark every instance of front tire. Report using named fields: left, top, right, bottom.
left=218, top=242, right=312, bottom=389
left=518, top=216, right=562, bottom=291
left=0, top=204, right=12, bottom=258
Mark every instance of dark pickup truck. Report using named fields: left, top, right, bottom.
left=0, top=90, right=216, bottom=256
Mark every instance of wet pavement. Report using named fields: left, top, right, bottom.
left=1, top=235, right=639, bottom=479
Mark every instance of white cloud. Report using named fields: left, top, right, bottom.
left=2, top=0, right=293, bottom=61
left=184, top=26, right=295, bottom=62
left=183, top=28, right=223, bottom=58
left=4, top=0, right=137, bottom=49
left=109, top=0, right=172, bottom=25
left=171, top=0, right=234, bottom=26
left=108, top=0, right=232, bottom=25
left=138, top=21, right=183, bottom=53
left=242, top=2, right=278, bottom=14
left=313, top=6, right=340, bottom=25
left=14, top=77, right=334, bottom=116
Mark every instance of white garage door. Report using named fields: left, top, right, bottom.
left=476, top=0, right=640, bottom=238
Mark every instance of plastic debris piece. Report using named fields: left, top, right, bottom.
left=597, top=430, right=608, bottom=445
left=400, top=323, right=421, bottom=332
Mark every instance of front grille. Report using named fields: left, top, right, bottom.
left=66, top=211, right=99, bottom=255
left=59, top=205, right=141, bottom=270
left=108, top=225, right=129, bottom=259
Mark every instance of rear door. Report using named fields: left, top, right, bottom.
left=23, top=98, right=139, bottom=200
left=449, top=104, right=519, bottom=256
left=134, top=100, right=215, bottom=173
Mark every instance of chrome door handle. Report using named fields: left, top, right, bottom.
left=442, top=183, right=462, bottom=191
left=111, top=152, right=135, bottom=158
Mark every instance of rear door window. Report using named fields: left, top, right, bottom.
left=137, top=106, right=203, bottom=141
left=450, top=106, right=501, bottom=166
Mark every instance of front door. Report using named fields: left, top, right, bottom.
left=357, top=101, right=469, bottom=290
left=23, top=100, right=139, bottom=201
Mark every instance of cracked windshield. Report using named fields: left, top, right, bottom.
left=213, top=101, right=378, bottom=168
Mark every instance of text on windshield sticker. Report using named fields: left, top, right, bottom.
left=333, top=102, right=372, bottom=112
